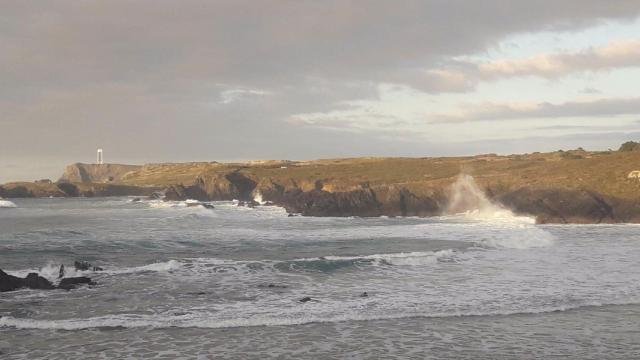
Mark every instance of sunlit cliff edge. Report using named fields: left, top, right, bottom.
left=2, top=147, right=640, bottom=224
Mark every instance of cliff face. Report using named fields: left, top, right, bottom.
left=0, top=182, right=157, bottom=198
left=59, top=163, right=142, bottom=183
left=160, top=173, right=640, bottom=223
left=131, top=151, right=640, bottom=224
left=5, top=150, right=640, bottom=223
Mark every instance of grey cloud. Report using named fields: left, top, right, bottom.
left=2, top=1, right=640, bottom=181
left=434, top=97, right=640, bottom=123
left=405, top=40, right=640, bottom=93
left=580, top=87, right=602, bottom=94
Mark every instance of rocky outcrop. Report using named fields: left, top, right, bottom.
left=74, top=183, right=156, bottom=197
left=74, top=261, right=103, bottom=272
left=0, top=182, right=67, bottom=197
left=1, top=269, right=96, bottom=292
left=494, top=188, right=637, bottom=224
left=0, top=181, right=156, bottom=198
left=164, top=171, right=256, bottom=201
left=58, top=277, right=95, bottom=290
left=6, top=149, right=640, bottom=223
left=0, top=270, right=54, bottom=292
left=59, top=163, right=142, bottom=183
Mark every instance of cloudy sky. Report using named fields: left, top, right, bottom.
left=2, top=1, right=640, bottom=182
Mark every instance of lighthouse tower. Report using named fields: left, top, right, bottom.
left=97, top=148, right=104, bottom=165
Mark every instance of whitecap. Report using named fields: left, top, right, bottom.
left=2, top=298, right=639, bottom=330
left=0, top=199, right=17, bottom=208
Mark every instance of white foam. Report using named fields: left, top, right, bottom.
left=253, top=191, right=267, bottom=205
left=2, top=298, right=638, bottom=330
left=313, top=249, right=457, bottom=266
left=6, top=262, right=89, bottom=283
left=103, top=260, right=183, bottom=275
left=6, top=260, right=183, bottom=282
left=0, top=199, right=17, bottom=208
left=446, top=174, right=536, bottom=224
left=148, top=200, right=187, bottom=209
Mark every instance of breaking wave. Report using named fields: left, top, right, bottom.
left=2, top=300, right=638, bottom=330
left=446, top=174, right=533, bottom=223
left=0, top=199, right=17, bottom=208
left=442, top=174, right=553, bottom=249
left=5, top=250, right=460, bottom=283
left=6, top=263, right=88, bottom=282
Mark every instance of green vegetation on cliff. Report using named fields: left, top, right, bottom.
left=3, top=145, right=640, bottom=223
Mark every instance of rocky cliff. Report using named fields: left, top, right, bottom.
left=123, top=150, right=640, bottom=224
left=58, top=163, right=142, bottom=183
left=4, top=149, right=640, bottom=223
left=0, top=181, right=157, bottom=198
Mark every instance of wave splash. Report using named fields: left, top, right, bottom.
left=444, top=174, right=553, bottom=248
left=446, top=174, right=521, bottom=220
left=0, top=199, right=17, bottom=208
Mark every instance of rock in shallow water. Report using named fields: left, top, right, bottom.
left=58, top=277, right=96, bottom=290
left=0, top=270, right=55, bottom=292
left=1, top=269, right=96, bottom=292
left=24, top=273, right=56, bottom=290
left=74, top=260, right=103, bottom=272
left=0, top=270, right=25, bottom=292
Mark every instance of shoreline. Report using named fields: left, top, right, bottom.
left=2, top=150, right=640, bottom=224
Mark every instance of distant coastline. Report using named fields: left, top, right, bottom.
left=3, top=146, right=640, bottom=224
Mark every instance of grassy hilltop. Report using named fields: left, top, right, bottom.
left=2, top=144, right=640, bottom=223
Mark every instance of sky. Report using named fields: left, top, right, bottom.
left=2, top=1, right=640, bottom=183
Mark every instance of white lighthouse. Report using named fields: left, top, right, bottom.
left=97, top=148, right=104, bottom=165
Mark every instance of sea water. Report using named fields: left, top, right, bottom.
left=1, top=197, right=639, bottom=359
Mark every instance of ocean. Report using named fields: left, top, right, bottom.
left=1, top=197, right=639, bottom=359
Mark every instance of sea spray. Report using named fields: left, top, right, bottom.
left=446, top=174, right=527, bottom=221
left=447, top=174, right=503, bottom=215
left=0, top=199, right=17, bottom=208
left=445, top=174, right=553, bottom=248
left=253, top=191, right=267, bottom=205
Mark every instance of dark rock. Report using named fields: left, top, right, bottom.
left=164, top=184, right=190, bottom=201
left=299, top=296, right=313, bottom=303
left=23, top=273, right=55, bottom=290
left=74, top=261, right=91, bottom=271
left=237, top=200, right=259, bottom=208
left=0, top=269, right=25, bottom=292
left=148, top=192, right=164, bottom=200
left=495, top=188, right=617, bottom=224
left=278, top=187, right=437, bottom=217
left=1, top=269, right=54, bottom=291
left=58, top=277, right=95, bottom=290
left=259, top=283, right=288, bottom=289
left=74, top=261, right=102, bottom=272
left=56, top=182, right=79, bottom=197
